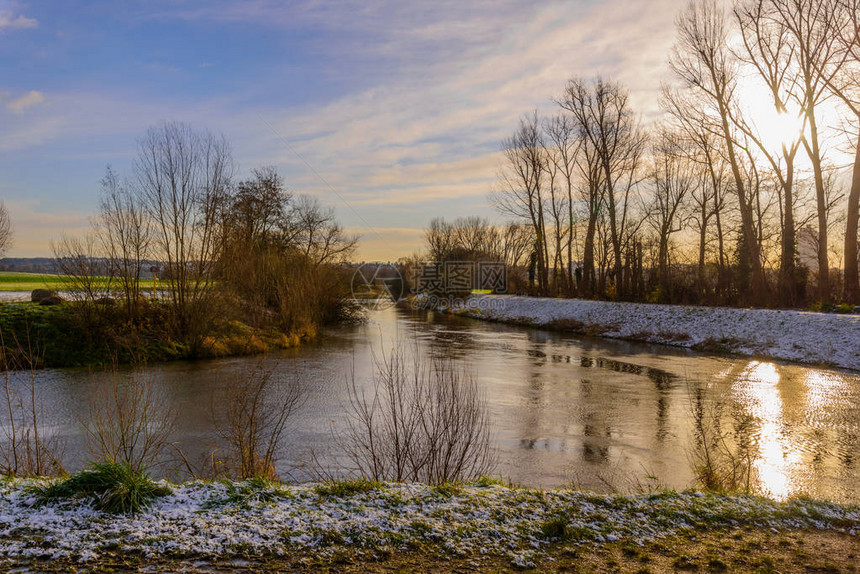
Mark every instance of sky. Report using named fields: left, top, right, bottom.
left=0, top=0, right=682, bottom=261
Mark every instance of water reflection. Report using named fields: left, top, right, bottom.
left=2, top=306, right=859, bottom=502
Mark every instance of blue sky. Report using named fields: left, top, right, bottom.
left=0, top=0, right=680, bottom=260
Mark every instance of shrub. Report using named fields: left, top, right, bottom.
left=688, top=384, right=757, bottom=494
left=835, top=303, right=857, bottom=314
left=86, top=366, right=175, bottom=474
left=809, top=301, right=834, bottom=313
left=538, top=516, right=586, bottom=541
left=0, top=338, right=65, bottom=477
left=32, top=461, right=170, bottom=514
left=339, top=345, right=493, bottom=484
left=209, top=364, right=303, bottom=480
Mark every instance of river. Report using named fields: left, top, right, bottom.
left=6, top=305, right=860, bottom=502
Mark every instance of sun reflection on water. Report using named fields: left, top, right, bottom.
left=733, top=361, right=793, bottom=500
left=804, top=370, right=846, bottom=415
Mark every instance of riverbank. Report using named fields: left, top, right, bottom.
left=0, top=300, right=304, bottom=368
left=442, top=296, right=860, bottom=371
left=0, top=478, right=857, bottom=572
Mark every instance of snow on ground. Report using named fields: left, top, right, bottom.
left=0, top=479, right=857, bottom=567
left=446, top=296, right=860, bottom=371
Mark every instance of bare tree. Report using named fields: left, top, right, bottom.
left=52, top=233, right=109, bottom=303
left=765, top=0, right=846, bottom=302
left=0, top=341, right=64, bottom=476
left=545, top=114, right=581, bottom=295
left=500, top=223, right=533, bottom=269
left=96, top=166, right=152, bottom=318
left=822, top=0, right=860, bottom=303
left=647, top=127, right=697, bottom=298
left=734, top=0, right=808, bottom=304
left=288, top=195, right=358, bottom=265
left=558, top=77, right=647, bottom=299
left=135, top=121, right=234, bottom=341
left=670, top=0, right=768, bottom=304
left=492, top=112, right=550, bottom=294
left=224, top=165, right=291, bottom=251
left=0, top=202, right=12, bottom=257
left=663, top=90, right=733, bottom=297
left=425, top=217, right=455, bottom=262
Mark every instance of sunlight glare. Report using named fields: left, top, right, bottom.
left=738, top=78, right=806, bottom=152
left=733, top=361, right=794, bottom=500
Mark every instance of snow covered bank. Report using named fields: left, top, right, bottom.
left=0, top=479, right=857, bottom=569
left=445, top=296, right=860, bottom=371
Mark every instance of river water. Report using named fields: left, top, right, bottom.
left=7, top=305, right=860, bottom=502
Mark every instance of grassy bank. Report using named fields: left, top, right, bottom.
left=0, top=300, right=303, bottom=368
left=0, top=476, right=856, bottom=572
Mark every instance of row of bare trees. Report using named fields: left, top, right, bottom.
left=488, top=0, right=860, bottom=307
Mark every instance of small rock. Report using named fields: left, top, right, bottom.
left=39, top=295, right=64, bottom=306
left=30, top=288, right=56, bottom=303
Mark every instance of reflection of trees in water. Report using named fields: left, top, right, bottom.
left=403, top=310, right=481, bottom=361
left=579, top=355, right=677, bottom=444
left=579, top=356, right=678, bottom=388
left=689, top=382, right=758, bottom=493
left=578, top=378, right=613, bottom=464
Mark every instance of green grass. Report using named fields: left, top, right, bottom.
left=30, top=462, right=171, bottom=514
left=0, top=272, right=66, bottom=292
left=314, top=478, right=383, bottom=498
left=207, top=477, right=293, bottom=508
left=0, top=271, right=155, bottom=292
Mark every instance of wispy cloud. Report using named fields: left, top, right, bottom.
left=5, top=90, right=45, bottom=114
left=0, top=0, right=684, bottom=259
left=250, top=0, right=679, bottom=209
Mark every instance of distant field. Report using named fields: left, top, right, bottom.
left=0, top=271, right=155, bottom=292
left=0, top=272, right=66, bottom=291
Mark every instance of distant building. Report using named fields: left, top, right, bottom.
left=797, top=226, right=818, bottom=271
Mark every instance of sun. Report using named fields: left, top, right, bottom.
left=735, top=73, right=850, bottom=172
left=738, top=77, right=807, bottom=152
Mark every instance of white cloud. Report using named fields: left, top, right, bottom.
left=0, top=3, right=37, bottom=31
left=5, top=90, right=45, bottom=114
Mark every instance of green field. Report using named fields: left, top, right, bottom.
left=0, top=272, right=66, bottom=292
left=0, top=271, right=155, bottom=292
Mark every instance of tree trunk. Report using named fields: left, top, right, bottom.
left=583, top=210, right=597, bottom=297
left=716, top=99, right=765, bottom=305
left=806, top=113, right=831, bottom=303
left=844, top=128, right=860, bottom=305
left=779, top=151, right=797, bottom=306
left=698, top=202, right=708, bottom=296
